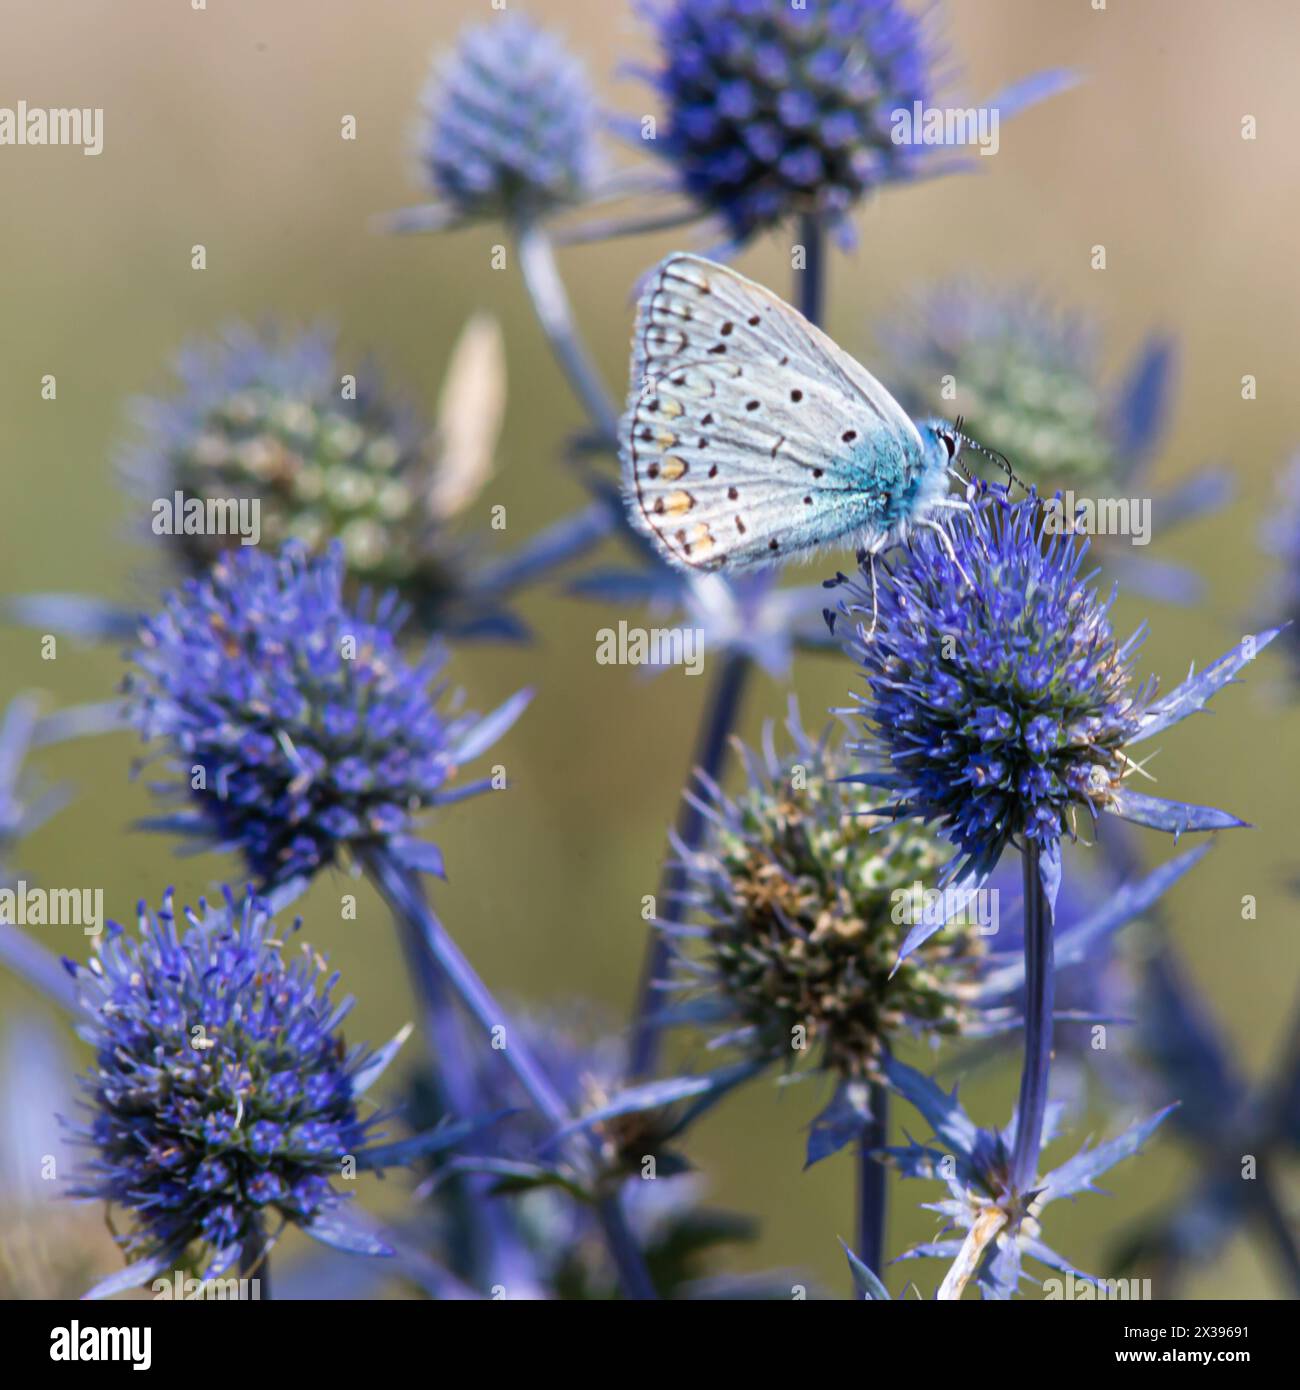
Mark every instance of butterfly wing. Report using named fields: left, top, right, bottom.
left=621, top=253, right=930, bottom=572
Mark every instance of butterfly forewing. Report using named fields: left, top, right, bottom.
left=622, top=254, right=927, bottom=571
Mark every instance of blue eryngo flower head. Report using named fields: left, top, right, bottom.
left=67, top=889, right=406, bottom=1297
left=882, top=285, right=1178, bottom=492
left=667, top=708, right=979, bottom=1079
left=1262, top=452, right=1300, bottom=679
left=882, top=1056, right=1173, bottom=1299
left=125, top=542, right=530, bottom=887
left=833, top=491, right=1276, bottom=886
left=642, top=0, right=1073, bottom=245
left=647, top=0, right=934, bottom=242
left=414, top=15, right=599, bottom=229
left=123, top=321, right=514, bottom=638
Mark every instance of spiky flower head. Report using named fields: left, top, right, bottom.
left=646, top=0, right=934, bottom=242
left=418, top=15, right=599, bottom=227
left=665, top=708, right=980, bottom=1084
left=122, top=324, right=510, bottom=634
left=881, top=284, right=1173, bottom=491
left=834, top=491, right=1263, bottom=883
left=67, top=889, right=397, bottom=1289
left=125, top=542, right=529, bottom=887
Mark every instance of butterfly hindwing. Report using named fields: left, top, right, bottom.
left=622, top=254, right=929, bottom=571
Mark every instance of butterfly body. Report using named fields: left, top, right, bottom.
left=621, top=253, right=958, bottom=573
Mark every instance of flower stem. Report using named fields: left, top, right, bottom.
left=937, top=1207, right=1007, bottom=1301
left=1011, top=840, right=1056, bottom=1193
left=627, top=649, right=750, bottom=1079
left=855, top=1081, right=888, bottom=1286
left=240, top=1229, right=272, bottom=1300
left=515, top=220, right=620, bottom=449
left=364, top=849, right=659, bottom=1299
left=596, top=1196, right=659, bottom=1301
left=796, top=213, right=826, bottom=327
left=388, top=894, right=534, bottom=1291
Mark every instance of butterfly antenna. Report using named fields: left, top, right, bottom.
left=960, top=431, right=1031, bottom=499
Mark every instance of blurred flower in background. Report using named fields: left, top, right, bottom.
left=120, top=318, right=520, bottom=640
left=1111, top=945, right=1300, bottom=1297
left=879, top=283, right=1230, bottom=602
left=402, top=1008, right=793, bottom=1299
left=0, top=1015, right=119, bottom=1299
left=404, top=14, right=602, bottom=233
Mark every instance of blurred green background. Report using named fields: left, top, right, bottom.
left=1, top=0, right=1298, bottom=1299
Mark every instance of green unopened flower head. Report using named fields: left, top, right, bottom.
left=666, top=707, right=980, bottom=1082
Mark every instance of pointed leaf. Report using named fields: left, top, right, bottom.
left=1129, top=628, right=1282, bottom=745
left=840, top=1239, right=891, bottom=1299
left=1038, top=838, right=1062, bottom=920
left=1039, top=1106, right=1176, bottom=1206
left=1107, top=787, right=1246, bottom=834
left=1111, top=336, right=1175, bottom=471
left=302, top=1205, right=394, bottom=1257
left=805, top=1079, right=874, bottom=1168
left=882, top=1055, right=979, bottom=1156
left=356, top=1108, right=515, bottom=1172
left=451, top=687, right=533, bottom=764
left=82, top=1247, right=181, bottom=1300
left=984, top=68, right=1081, bottom=120
left=976, top=841, right=1212, bottom=999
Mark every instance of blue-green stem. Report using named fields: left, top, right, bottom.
left=364, top=849, right=659, bottom=1299
left=796, top=213, right=826, bottom=326
left=1010, top=840, right=1056, bottom=1193
left=389, top=898, right=537, bottom=1293
left=240, top=1229, right=272, bottom=1300
left=628, top=649, right=750, bottom=1079
left=856, top=1080, right=888, bottom=1286
left=515, top=220, right=620, bottom=450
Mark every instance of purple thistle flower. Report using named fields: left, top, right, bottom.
left=411, top=15, right=600, bottom=231
left=833, top=490, right=1275, bottom=890
left=640, top=0, right=1074, bottom=245
left=125, top=542, right=530, bottom=887
left=67, top=888, right=409, bottom=1297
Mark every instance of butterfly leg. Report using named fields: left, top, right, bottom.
left=864, top=551, right=879, bottom=641
left=920, top=518, right=974, bottom=589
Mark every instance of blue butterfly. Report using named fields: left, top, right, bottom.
left=621, top=253, right=984, bottom=574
